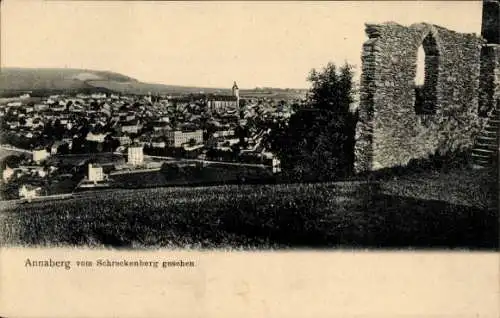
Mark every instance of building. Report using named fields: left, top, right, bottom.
left=7, top=121, right=19, bottom=129
left=272, top=158, right=281, bottom=174
left=113, top=135, right=132, bottom=146
left=212, top=129, right=235, bottom=138
left=151, top=139, right=167, bottom=148
left=166, top=130, right=203, bottom=148
left=32, top=149, right=50, bottom=163
left=18, top=184, right=42, bottom=200
left=121, top=121, right=143, bottom=134
left=7, top=101, right=22, bottom=107
left=86, top=131, right=108, bottom=143
left=101, top=103, right=112, bottom=117
left=232, top=81, right=240, bottom=108
left=50, top=141, right=67, bottom=155
left=33, top=166, right=47, bottom=178
left=51, top=104, right=66, bottom=112
left=91, top=93, right=107, bottom=99
left=34, top=104, right=49, bottom=112
left=2, top=166, right=14, bottom=182
left=127, top=145, right=144, bottom=165
left=206, top=96, right=239, bottom=114
left=205, top=81, right=241, bottom=114
left=24, top=117, right=33, bottom=127
left=88, top=163, right=105, bottom=183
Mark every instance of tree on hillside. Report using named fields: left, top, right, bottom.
left=267, top=62, right=358, bottom=181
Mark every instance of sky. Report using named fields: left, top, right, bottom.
left=1, top=1, right=483, bottom=89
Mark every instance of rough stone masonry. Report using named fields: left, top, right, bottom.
left=354, top=1, right=500, bottom=173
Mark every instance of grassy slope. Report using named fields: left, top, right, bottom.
left=0, top=168, right=497, bottom=249
left=379, top=168, right=497, bottom=209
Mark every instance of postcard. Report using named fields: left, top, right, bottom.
left=0, top=1, right=498, bottom=317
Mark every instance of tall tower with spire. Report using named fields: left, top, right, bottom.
left=232, top=81, right=240, bottom=115
left=232, top=81, right=239, bottom=100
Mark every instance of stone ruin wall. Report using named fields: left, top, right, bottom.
left=480, top=0, right=500, bottom=115
left=479, top=44, right=500, bottom=115
left=354, top=22, right=487, bottom=173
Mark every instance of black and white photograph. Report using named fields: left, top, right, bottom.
left=0, top=0, right=497, bottom=251
left=1, top=1, right=499, bottom=317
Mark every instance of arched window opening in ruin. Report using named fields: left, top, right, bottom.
left=414, top=45, right=426, bottom=113
left=414, top=32, right=440, bottom=115
left=415, top=46, right=426, bottom=87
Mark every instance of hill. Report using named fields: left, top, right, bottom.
left=0, top=67, right=136, bottom=95
left=0, top=67, right=307, bottom=99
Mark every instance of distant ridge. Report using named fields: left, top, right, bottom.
left=0, top=67, right=307, bottom=99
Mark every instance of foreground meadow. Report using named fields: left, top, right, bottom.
left=0, top=167, right=497, bottom=249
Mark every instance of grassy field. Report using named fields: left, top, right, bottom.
left=377, top=168, right=497, bottom=209
left=0, top=167, right=497, bottom=249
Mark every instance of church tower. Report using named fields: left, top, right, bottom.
left=232, top=81, right=239, bottom=99
left=232, top=81, right=240, bottom=113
